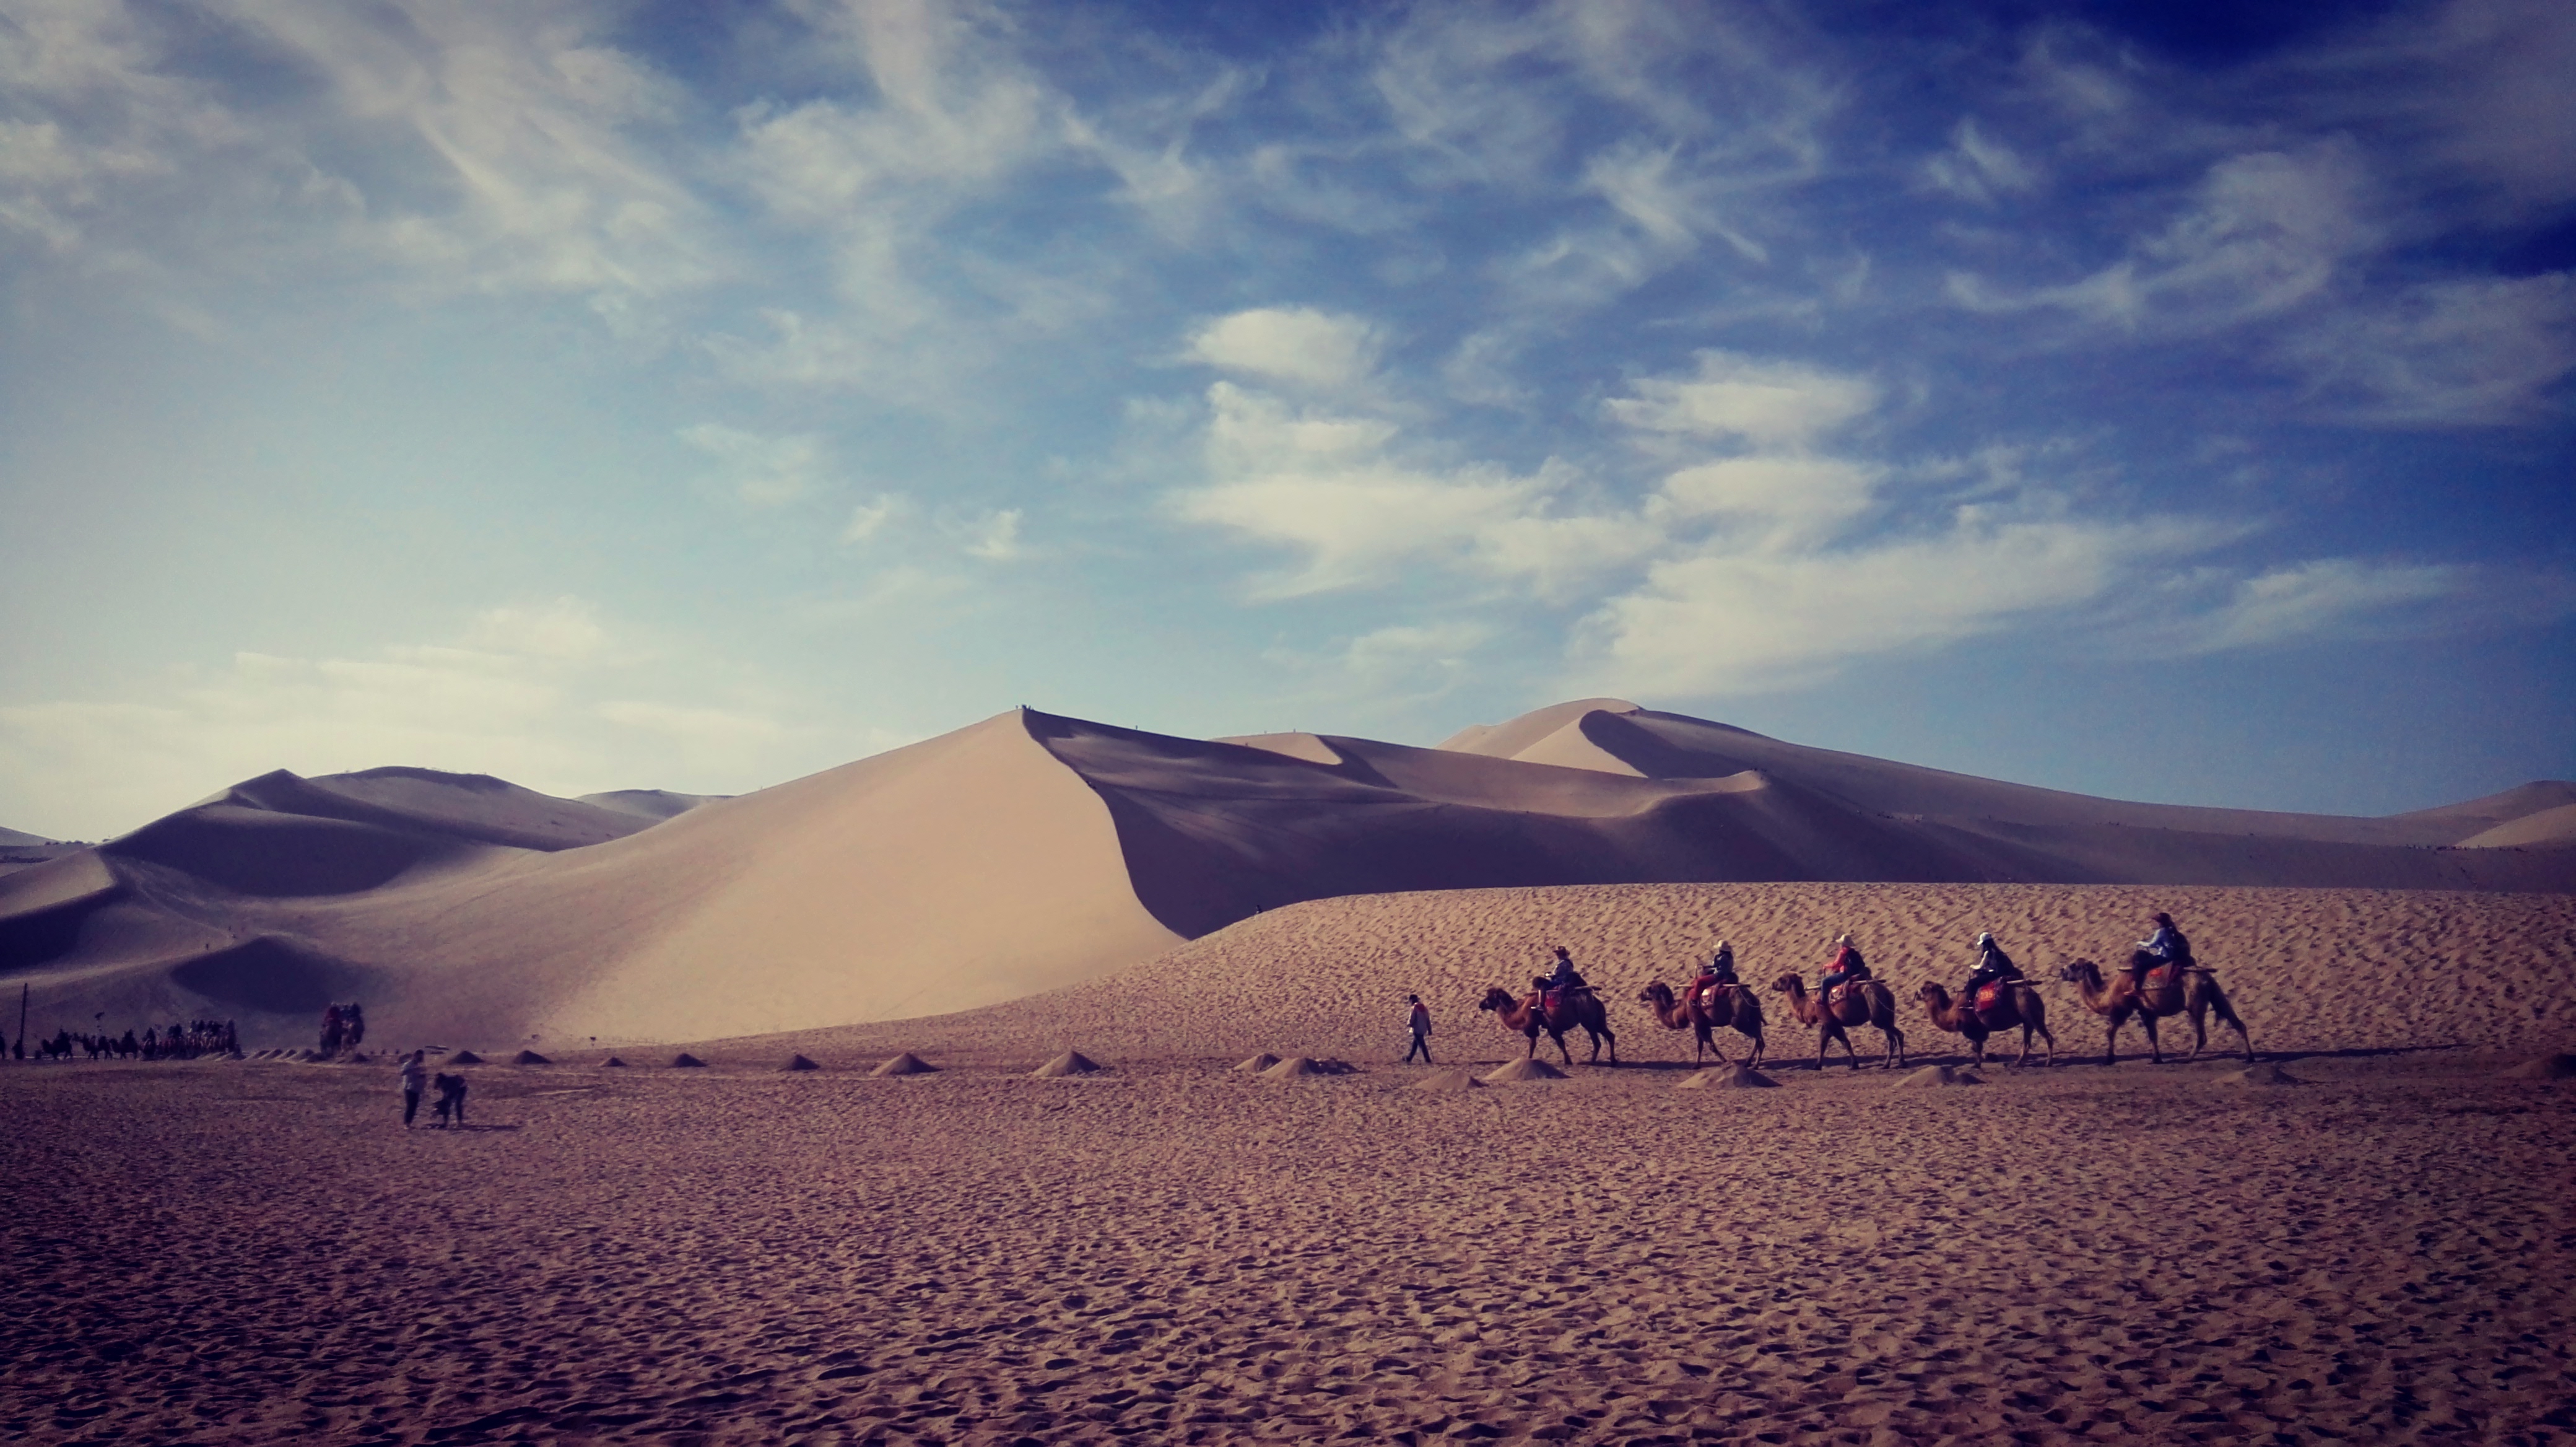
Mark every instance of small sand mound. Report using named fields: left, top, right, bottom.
left=2505, top=1053, right=2576, bottom=1080
left=870, top=1052, right=938, bottom=1077
left=1409, top=1069, right=1484, bottom=1091
left=669, top=1053, right=707, bottom=1069
left=511, top=1050, right=551, bottom=1065
left=1897, top=1065, right=1982, bottom=1087
left=782, top=1054, right=821, bottom=1072
left=1234, top=1053, right=1282, bottom=1073
left=1682, top=1064, right=1780, bottom=1088
left=445, top=1050, right=484, bottom=1065
left=1258, top=1056, right=1355, bottom=1080
left=1032, top=1050, right=1105, bottom=1078
left=2224, top=1063, right=2303, bottom=1086
left=600, top=1056, right=627, bottom=1068
left=1481, top=1057, right=1569, bottom=1083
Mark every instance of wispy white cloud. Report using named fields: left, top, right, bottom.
left=679, top=423, right=832, bottom=507
left=2282, top=272, right=2576, bottom=427
left=1185, top=307, right=1383, bottom=392
left=1922, top=118, right=2040, bottom=203
left=1605, top=351, right=1879, bottom=449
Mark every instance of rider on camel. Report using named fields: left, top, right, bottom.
left=1960, top=931, right=2023, bottom=1005
left=1817, top=934, right=1869, bottom=999
left=2133, top=912, right=2193, bottom=989
left=1539, top=946, right=1588, bottom=1007
left=1689, top=942, right=1739, bottom=1010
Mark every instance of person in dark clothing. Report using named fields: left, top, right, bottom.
left=1689, top=942, right=1739, bottom=1011
left=1960, top=932, right=2023, bottom=1003
left=435, top=1072, right=468, bottom=1127
left=1404, top=994, right=1434, bottom=1064
left=1538, top=946, right=1587, bottom=1006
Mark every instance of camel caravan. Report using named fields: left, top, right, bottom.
left=1479, top=911, right=2252, bottom=1072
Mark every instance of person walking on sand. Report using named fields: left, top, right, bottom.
left=437, top=1071, right=468, bottom=1128
left=399, top=1050, right=428, bottom=1128
left=1404, top=994, right=1434, bottom=1064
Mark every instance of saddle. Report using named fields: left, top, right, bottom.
left=1972, top=981, right=2005, bottom=1013
left=1827, top=981, right=1869, bottom=1010
left=1692, top=981, right=1734, bottom=1013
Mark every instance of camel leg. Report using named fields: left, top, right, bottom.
left=1884, top=1023, right=1905, bottom=1070
left=2101, top=1008, right=2123, bottom=1067
left=2138, top=1011, right=2165, bottom=1064
left=1551, top=1029, right=1575, bottom=1067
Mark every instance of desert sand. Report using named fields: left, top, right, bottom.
left=4, top=701, right=2571, bottom=1055
left=6, top=1039, right=2572, bottom=1445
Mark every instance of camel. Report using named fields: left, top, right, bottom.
left=1478, top=986, right=1617, bottom=1066
left=1917, top=979, right=2055, bottom=1068
left=1637, top=981, right=1764, bottom=1067
left=2058, top=954, right=2253, bottom=1065
left=1770, top=974, right=1905, bottom=1070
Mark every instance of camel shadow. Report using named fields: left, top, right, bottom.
left=433, top=1123, right=525, bottom=1132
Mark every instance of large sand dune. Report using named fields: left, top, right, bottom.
left=2, top=701, right=2568, bottom=1052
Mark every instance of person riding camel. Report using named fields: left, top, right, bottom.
left=1689, top=942, right=1739, bottom=1011
left=1538, top=946, right=1588, bottom=1008
left=1817, top=934, right=1869, bottom=1000
left=2133, top=911, right=2195, bottom=989
left=1960, top=931, right=2023, bottom=1005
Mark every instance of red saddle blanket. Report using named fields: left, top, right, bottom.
left=1827, top=982, right=1867, bottom=1009
left=1973, top=982, right=2004, bottom=1013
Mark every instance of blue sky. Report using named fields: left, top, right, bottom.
left=2, top=0, right=2570, bottom=839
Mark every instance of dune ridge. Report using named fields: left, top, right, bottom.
left=2, top=699, right=2569, bottom=1052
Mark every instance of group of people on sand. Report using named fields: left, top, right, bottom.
left=1419, top=909, right=2200, bottom=1059
left=17, top=1019, right=240, bottom=1062
left=319, top=1003, right=367, bottom=1056
left=396, top=1050, right=470, bottom=1129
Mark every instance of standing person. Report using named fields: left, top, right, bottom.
left=438, top=1072, right=468, bottom=1128
left=1404, top=994, right=1434, bottom=1064
left=345, top=1003, right=365, bottom=1051
left=399, top=1050, right=428, bottom=1128
left=321, top=1004, right=343, bottom=1057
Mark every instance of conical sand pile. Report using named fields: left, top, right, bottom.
left=669, top=1052, right=707, bottom=1069
left=599, top=1056, right=627, bottom=1067
left=1897, top=1065, right=1982, bottom=1087
left=1480, top=1057, right=1568, bottom=1083
left=782, top=1054, right=821, bottom=1072
left=511, top=1050, right=551, bottom=1065
left=870, top=1052, right=937, bottom=1077
left=2505, top=1053, right=2576, bottom=1080
left=1681, top=1064, right=1779, bottom=1088
left=1409, top=1069, right=1484, bottom=1091
left=445, top=1050, right=484, bottom=1065
left=1032, top=1050, right=1106, bottom=1078
left=2223, top=1063, right=2302, bottom=1086
left=1234, top=1053, right=1281, bottom=1073
left=1261, top=1056, right=1347, bottom=1080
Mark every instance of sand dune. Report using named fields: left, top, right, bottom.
left=3, top=700, right=2569, bottom=1054
left=741, top=881, right=2576, bottom=1070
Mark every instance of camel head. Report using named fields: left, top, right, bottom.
left=2058, top=958, right=2099, bottom=983
left=1637, top=982, right=1674, bottom=1005
left=1477, top=987, right=1518, bottom=1013
left=1769, top=973, right=1802, bottom=995
left=1918, top=980, right=1949, bottom=1002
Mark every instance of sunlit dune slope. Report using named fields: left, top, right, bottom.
left=1, top=713, right=1175, bottom=1047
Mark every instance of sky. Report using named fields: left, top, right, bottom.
left=1, top=0, right=2572, bottom=841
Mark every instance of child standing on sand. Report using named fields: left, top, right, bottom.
left=1404, top=994, right=1434, bottom=1064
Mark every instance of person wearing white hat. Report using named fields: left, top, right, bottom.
left=1960, top=931, right=2023, bottom=1005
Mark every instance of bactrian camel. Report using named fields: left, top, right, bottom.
left=1479, top=986, right=1618, bottom=1066
left=2057, top=953, right=2253, bottom=1065
left=1637, top=980, right=1765, bottom=1067
left=1917, top=979, right=2055, bottom=1068
left=1770, top=974, right=1906, bottom=1070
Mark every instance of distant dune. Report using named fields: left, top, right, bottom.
left=2, top=700, right=2568, bottom=1052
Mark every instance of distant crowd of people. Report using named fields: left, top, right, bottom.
left=15, top=1019, right=240, bottom=1062
left=320, top=1003, right=367, bottom=1056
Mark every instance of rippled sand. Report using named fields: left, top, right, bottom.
left=7, top=1049, right=2572, bottom=1445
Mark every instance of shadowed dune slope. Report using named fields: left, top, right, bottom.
left=1, top=712, right=1177, bottom=1049
left=730, top=883, right=2576, bottom=1067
